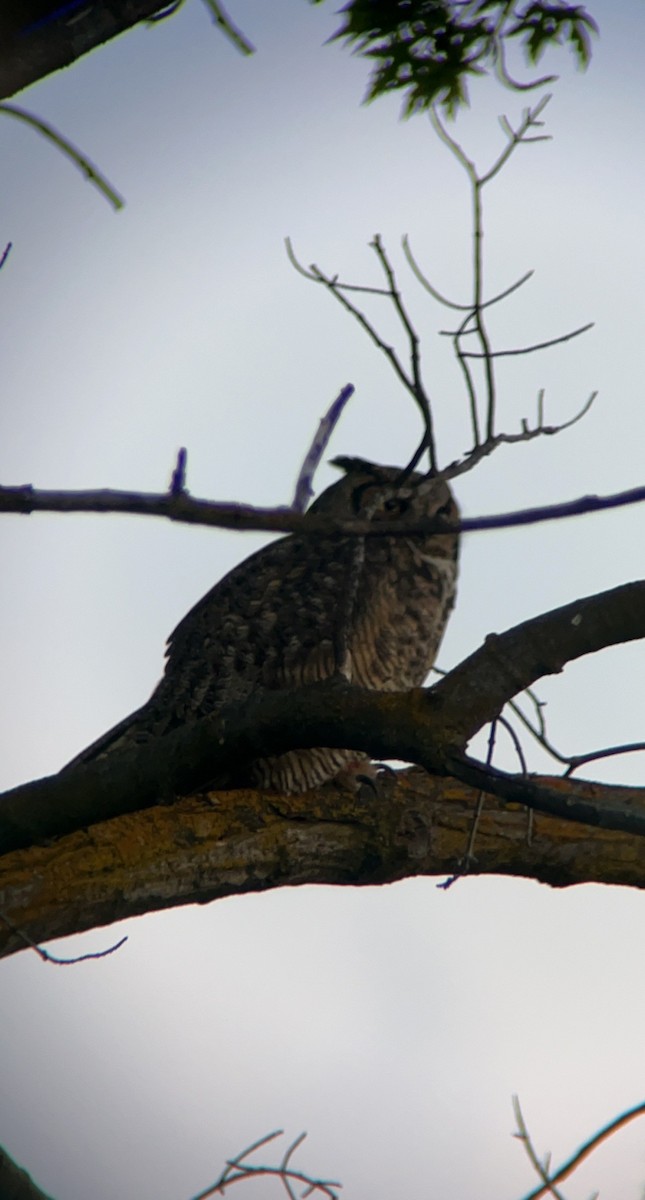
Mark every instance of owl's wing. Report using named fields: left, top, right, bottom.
left=63, top=531, right=357, bottom=770
left=161, top=530, right=359, bottom=703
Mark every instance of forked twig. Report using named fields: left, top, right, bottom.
left=286, top=236, right=436, bottom=471
left=430, top=95, right=553, bottom=445
left=189, top=1129, right=341, bottom=1200
left=515, top=1094, right=645, bottom=1200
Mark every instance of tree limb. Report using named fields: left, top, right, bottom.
left=4, top=480, right=645, bottom=535
left=1, top=580, right=644, bottom=860
left=433, top=580, right=645, bottom=742
left=2, top=768, right=645, bottom=961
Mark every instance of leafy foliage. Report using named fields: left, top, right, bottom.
left=312, top=1, right=598, bottom=114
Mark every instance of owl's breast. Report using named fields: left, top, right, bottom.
left=350, top=539, right=458, bottom=690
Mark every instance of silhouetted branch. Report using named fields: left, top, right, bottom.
left=1, top=580, right=644, bottom=863
left=460, top=321, right=594, bottom=358
left=200, top=0, right=255, bottom=54
left=286, top=236, right=436, bottom=468
left=169, top=447, right=188, bottom=496
left=0, top=103, right=124, bottom=210
left=292, top=385, right=355, bottom=512
left=190, top=1129, right=340, bottom=1200
left=508, top=687, right=645, bottom=779
left=0, top=1147, right=53, bottom=1200
left=0, top=909, right=127, bottom=964
left=5, top=470, right=645, bottom=533
left=515, top=1095, right=645, bottom=1200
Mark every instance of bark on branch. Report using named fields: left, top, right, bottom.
left=2, top=579, right=644, bottom=957
left=2, top=768, right=645, bottom=960
left=1, top=580, right=644, bottom=856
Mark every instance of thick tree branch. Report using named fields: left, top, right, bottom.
left=433, top=581, right=645, bottom=742
left=1, top=581, right=644, bottom=858
left=0, top=1147, right=53, bottom=1200
left=2, top=769, right=645, bottom=960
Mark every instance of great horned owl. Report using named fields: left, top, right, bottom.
left=66, top=458, right=459, bottom=792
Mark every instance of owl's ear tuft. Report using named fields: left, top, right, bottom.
left=329, top=455, right=379, bottom=476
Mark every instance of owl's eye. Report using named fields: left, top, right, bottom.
left=383, top=496, right=410, bottom=515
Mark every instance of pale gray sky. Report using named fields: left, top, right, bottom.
left=2, top=2, right=645, bottom=1197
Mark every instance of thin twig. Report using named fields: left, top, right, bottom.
left=0, top=103, right=124, bottom=210
left=431, top=96, right=553, bottom=445
left=284, top=240, right=389, bottom=294
left=0, top=909, right=127, bottom=963
left=189, top=1130, right=341, bottom=1200
left=513, top=1096, right=568, bottom=1200
left=509, top=691, right=645, bottom=779
left=371, top=235, right=436, bottom=469
left=493, top=30, right=558, bottom=94
left=564, top=742, right=645, bottom=776
left=497, top=715, right=528, bottom=775
left=170, top=447, right=188, bottom=497
left=518, top=1097, right=645, bottom=1200
left=461, top=321, right=594, bottom=358
left=444, top=390, right=597, bottom=481
left=287, top=237, right=436, bottom=469
left=292, top=385, right=355, bottom=512
left=200, top=0, right=255, bottom=54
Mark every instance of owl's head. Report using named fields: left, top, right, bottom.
left=309, top=456, right=459, bottom=535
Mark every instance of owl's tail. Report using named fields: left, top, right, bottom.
left=61, top=704, right=150, bottom=773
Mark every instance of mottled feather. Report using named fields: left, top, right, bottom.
left=65, top=459, right=459, bottom=792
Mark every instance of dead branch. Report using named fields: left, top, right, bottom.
left=515, top=1095, right=645, bottom=1200
left=190, top=1129, right=340, bottom=1200
left=4, top=474, right=645, bottom=535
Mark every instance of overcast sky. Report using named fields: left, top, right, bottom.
left=2, top=1, right=645, bottom=1197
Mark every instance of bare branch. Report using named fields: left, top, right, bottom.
left=287, top=237, right=436, bottom=468
left=189, top=1129, right=341, bottom=1200
left=370, top=235, right=436, bottom=469
left=402, top=233, right=471, bottom=311
left=0, top=909, right=127, bottom=964
left=518, top=1097, right=645, bottom=1200
left=460, top=321, right=594, bottom=359
left=430, top=96, right=556, bottom=445
left=434, top=580, right=645, bottom=746
left=480, top=96, right=553, bottom=187
left=442, top=390, right=597, bottom=481
left=284, top=239, right=389, bottom=294
left=513, top=1097, right=568, bottom=1200
left=200, top=0, right=255, bottom=55
left=292, top=385, right=355, bottom=512
left=0, top=103, right=124, bottom=210
left=564, top=742, right=645, bottom=777
left=493, top=29, right=558, bottom=95
left=169, top=447, right=188, bottom=497
left=509, top=690, right=645, bottom=779
left=10, top=460, right=645, bottom=538
left=286, top=249, right=417, bottom=405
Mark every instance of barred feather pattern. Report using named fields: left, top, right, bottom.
left=65, top=459, right=459, bottom=793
